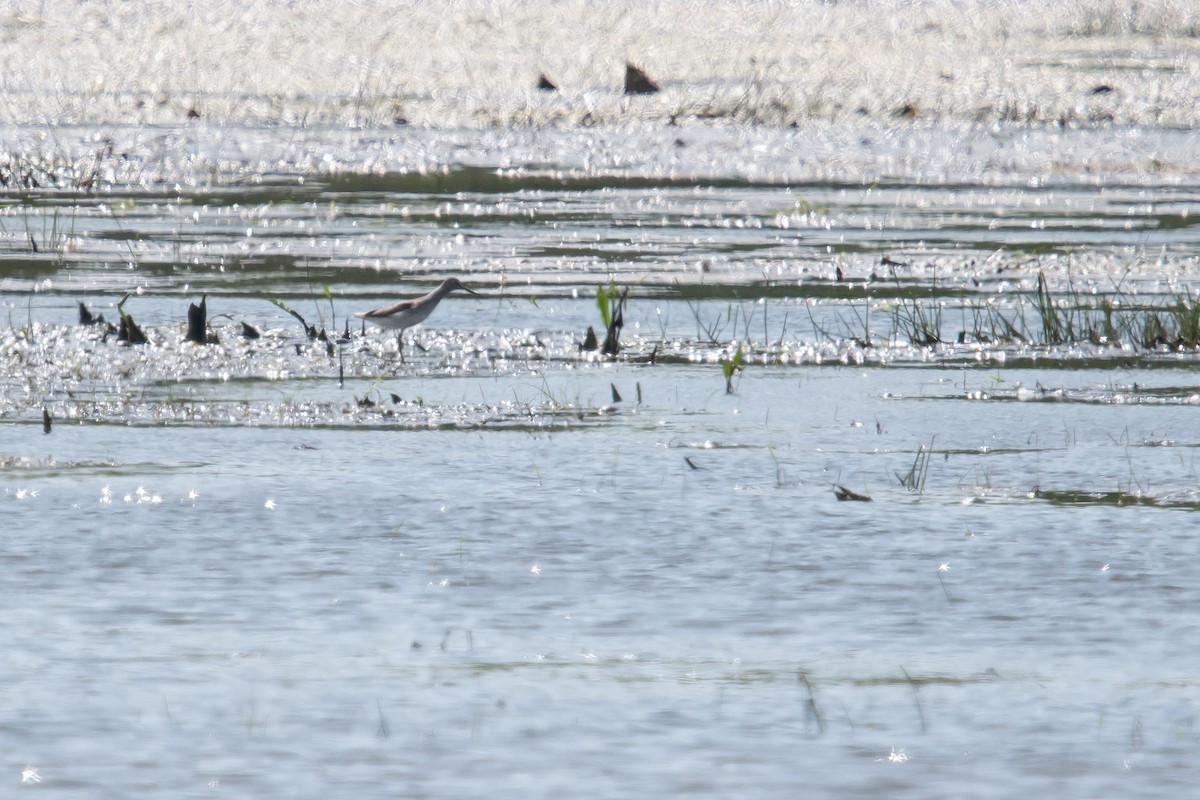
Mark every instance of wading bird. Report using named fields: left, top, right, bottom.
left=354, top=277, right=478, bottom=362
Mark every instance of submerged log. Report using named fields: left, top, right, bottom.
left=186, top=295, right=209, bottom=344
left=78, top=302, right=106, bottom=326
left=834, top=485, right=873, bottom=502
left=601, top=287, right=628, bottom=356
left=118, top=313, right=148, bottom=345
left=624, top=63, right=660, bottom=95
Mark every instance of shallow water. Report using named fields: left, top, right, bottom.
left=6, top=2, right=1200, bottom=797
left=8, top=365, right=1200, bottom=798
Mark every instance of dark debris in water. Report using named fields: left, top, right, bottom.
left=624, top=63, right=660, bottom=96
left=8, top=309, right=1200, bottom=430
left=1031, top=488, right=1200, bottom=509
left=0, top=321, right=639, bottom=430
left=186, top=295, right=218, bottom=345
left=78, top=302, right=108, bottom=328
left=833, top=485, right=872, bottom=502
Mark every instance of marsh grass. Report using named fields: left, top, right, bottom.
left=269, top=297, right=327, bottom=342
left=115, top=294, right=148, bottom=345
left=896, top=438, right=934, bottom=494
left=1138, top=292, right=1200, bottom=349
left=961, top=300, right=1028, bottom=344
left=1033, top=270, right=1102, bottom=345
left=1030, top=275, right=1200, bottom=350
left=891, top=295, right=942, bottom=346
left=0, top=140, right=123, bottom=192
left=814, top=270, right=1200, bottom=354
left=322, top=284, right=337, bottom=334
left=683, top=294, right=729, bottom=345
left=595, top=281, right=628, bottom=356
left=721, top=344, right=744, bottom=394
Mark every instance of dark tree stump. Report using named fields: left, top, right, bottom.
left=624, top=63, right=660, bottom=95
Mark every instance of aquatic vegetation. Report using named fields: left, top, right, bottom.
left=4, top=9, right=1200, bottom=798
left=1029, top=487, right=1200, bottom=508
left=891, top=294, right=942, bottom=347
left=896, top=438, right=934, bottom=495
left=115, top=294, right=148, bottom=345
left=1026, top=274, right=1200, bottom=351
left=0, top=319, right=517, bottom=427
left=720, top=344, right=743, bottom=394
left=269, top=297, right=327, bottom=342
left=960, top=300, right=1027, bottom=345
left=787, top=270, right=1200, bottom=358
left=1137, top=292, right=1200, bottom=349
left=1034, top=270, right=1088, bottom=345
left=594, top=281, right=628, bottom=357
left=0, top=147, right=110, bottom=191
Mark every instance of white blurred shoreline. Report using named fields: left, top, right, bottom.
left=0, top=0, right=1197, bottom=129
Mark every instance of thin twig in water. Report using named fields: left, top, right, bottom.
left=936, top=563, right=952, bottom=603
left=376, top=700, right=390, bottom=738
left=900, top=665, right=928, bottom=733
left=797, top=670, right=826, bottom=735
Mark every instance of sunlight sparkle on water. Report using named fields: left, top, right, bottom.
left=1, top=3, right=1198, bottom=797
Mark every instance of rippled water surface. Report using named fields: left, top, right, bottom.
left=5, top=2, right=1200, bottom=798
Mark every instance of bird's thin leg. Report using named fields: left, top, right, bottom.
left=397, top=333, right=406, bottom=364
